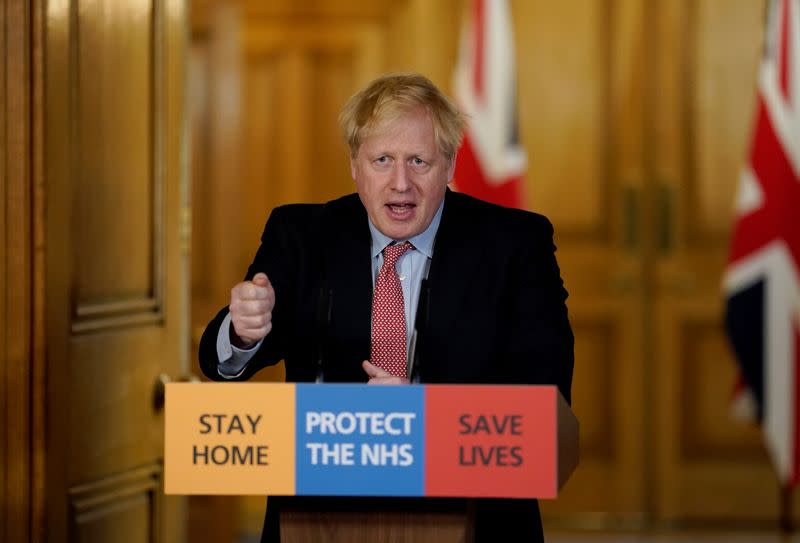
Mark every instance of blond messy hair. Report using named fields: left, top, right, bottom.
left=338, top=73, right=465, bottom=161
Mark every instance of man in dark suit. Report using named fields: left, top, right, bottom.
left=199, top=72, right=573, bottom=542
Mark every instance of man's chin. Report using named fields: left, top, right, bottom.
left=378, top=223, right=421, bottom=241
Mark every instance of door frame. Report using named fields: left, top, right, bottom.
left=1, top=0, right=46, bottom=542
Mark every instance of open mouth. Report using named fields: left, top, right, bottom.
left=386, top=204, right=416, bottom=213
left=386, top=203, right=415, bottom=217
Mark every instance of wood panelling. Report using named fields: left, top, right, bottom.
left=241, top=22, right=379, bottom=205
left=44, top=0, right=188, bottom=540
left=69, top=465, right=161, bottom=543
left=570, top=320, right=616, bottom=461
left=72, top=0, right=165, bottom=333
left=679, top=320, right=763, bottom=461
left=191, top=0, right=399, bottom=36
left=74, top=0, right=160, bottom=303
left=689, top=0, right=765, bottom=243
left=517, top=0, right=613, bottom=238
left=2, top=1, right=35, bottom=541
left=542, top=297, right=646, bottom=516
left=655, top=296, right=786, bottom=522
left=520, top=0, right=648, bottom=518
left=188, top=42, right=211, bottom=319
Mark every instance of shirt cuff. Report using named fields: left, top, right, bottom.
left=216, top=311, right=263, bottom=379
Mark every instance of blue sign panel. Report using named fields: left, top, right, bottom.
left=295, top=384, right=425, bottom=496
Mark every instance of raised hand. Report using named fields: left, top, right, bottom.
left=229, top=272, right=275, bottom=348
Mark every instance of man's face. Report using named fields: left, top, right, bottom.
left=350, top=107, right=455, bottom=240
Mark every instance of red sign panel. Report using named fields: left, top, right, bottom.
left=424, top=385, right=558, bottom=498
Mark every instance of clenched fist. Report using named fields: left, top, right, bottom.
left=229, top=272, right=275, bottom=348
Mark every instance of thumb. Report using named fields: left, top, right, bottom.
left=252, top=273, right=269, bottom=287
left=362, top=360, right=390, bottom=378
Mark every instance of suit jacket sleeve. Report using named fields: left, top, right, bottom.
left=198, top=205, right=303, bottom=382
left=499, top=214, right=574, bottom=404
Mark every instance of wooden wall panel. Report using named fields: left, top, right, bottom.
left=571, top=321, right=616, bottom=461
left=691, top=0, right=765, bottom=242
left=543, top=297, right=646, bottom=517
left=383, top=0, right=460, bottom=83
left=679, top=321, right=763, bottom=461
left=655, top=298, right=783, bottom=522
left=240, top=56, right=278, bottom=250
left=73, top=0, right=164, bottom=332
left=75, top=0, right=156, bottom=305
left=206, top=3, right=245, bottom=296
left=241, top=20, right=385, bottom=204
left=516, top=0, right=611, bottom=238
left=518, top=0, right=648, bottom=519
left=66, top=0, right=169, bottom=481
left=188, top=42, right=211, bottom=328
left=2, top=0, right=12, bottom=536
left=69, top=465, right=161, bottom=543
left=548, top=318, right=619, bottom=515
left=1, top=1, right=35, bottom=541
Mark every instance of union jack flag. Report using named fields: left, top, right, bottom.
left=452, top=0, right=526, bottom=209
left=724, top=0, right=800, bottom=487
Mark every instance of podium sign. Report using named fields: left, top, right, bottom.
left=165, top=383, right=578, bottom=498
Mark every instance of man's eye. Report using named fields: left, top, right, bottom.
left=412, top=157, right=426, bottom=166
left=374, top=156, right=389, bottom=164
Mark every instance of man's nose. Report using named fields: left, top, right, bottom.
left=390, top=164, right=411, bottom=191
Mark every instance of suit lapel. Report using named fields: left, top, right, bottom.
left=425, top=190, right=479, bottom=348
left=323, top=195, right=373, bottom=374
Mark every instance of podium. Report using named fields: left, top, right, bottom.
left=165, top=383, right=578, bottom=542
left=277, top=498, right=471, bottom=542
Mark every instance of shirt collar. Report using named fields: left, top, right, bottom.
left=368, top=199, right=444, bottom=259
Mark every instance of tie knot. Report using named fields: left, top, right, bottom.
left=383, top=241, right=413, bottom=266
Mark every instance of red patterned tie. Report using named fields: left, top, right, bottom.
left=371, top=242, right=413, bottom=378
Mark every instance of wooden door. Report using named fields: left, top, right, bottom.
left=513, top=0, right=650, bottom=521
left=43, top=0, right=188, bottom=541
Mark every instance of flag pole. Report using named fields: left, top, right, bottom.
left=780, top=483, right=793, bottom=535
